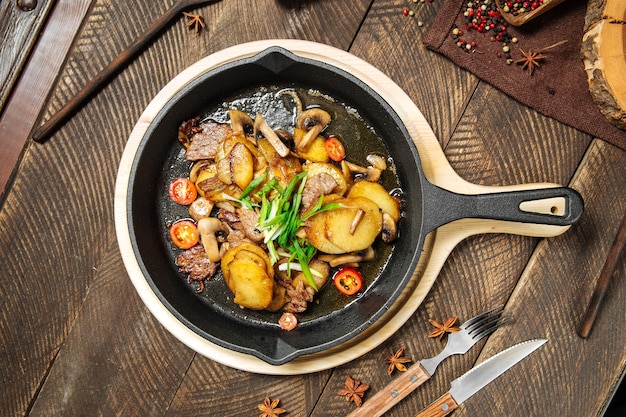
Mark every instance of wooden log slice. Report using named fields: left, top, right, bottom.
left=581, top=0, right=626, bottom=130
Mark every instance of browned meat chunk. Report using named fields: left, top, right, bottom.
left=282, top=280, right=315, bottom=313
left=237, top=207, right=264, bottom=242
left=184, top=120, right=233, bottom=161
left=176, top=245, right=219, bottom=293
left=301, top=172, right=338, bottom=211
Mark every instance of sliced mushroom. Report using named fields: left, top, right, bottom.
left=253, top=114, right=290, bottom=157
left=197, top=217, right=228, bottom=262
left=349, top=209, right=366, bottom=235
left=229, top=109, right=254, bottom=136
left=279, top=89, right=303, bottom=117
left=366, top=153, right=388, bottom=171
left=189, top=160, right=213, bottom=182
left=295, top=108, right=331, bottom=151
left=381, top=212, right=398, bottom=243
left=342, top=160, right=382, bottom=182
left=318, top=246, right=375, bottom=267
left=188, top=197, right=214, bottom=221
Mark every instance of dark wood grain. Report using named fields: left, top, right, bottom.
left=0, top=0, right=93, bottom=202
left=1, top=0, right=625, bottom=416
left=0, top=0, right=55, bottom=112
left=0, top=0, right=370, bottom=416
left=458, top=139, right=626, bottom=417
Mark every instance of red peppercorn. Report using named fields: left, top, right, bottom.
left=402, top=8, right=409, bottom=16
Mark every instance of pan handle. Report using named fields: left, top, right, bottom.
left=421, top=181, right=584, bottom=235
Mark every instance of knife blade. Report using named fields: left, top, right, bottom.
left=414, top=338, right=547, bottom=417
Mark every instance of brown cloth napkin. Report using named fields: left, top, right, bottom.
left=424, top=0, right=626, bottom=151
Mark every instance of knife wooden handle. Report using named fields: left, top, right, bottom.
left=346, top=362, right=430, bottom=417
left=414, top=392, right=458, bottom=417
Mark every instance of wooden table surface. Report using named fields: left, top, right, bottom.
left=1, top=1, right=624, bottom=416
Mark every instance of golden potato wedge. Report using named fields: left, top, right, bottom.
left=294, top=129, right=329, bottom=163
left=265, top=284, right=287, bottom=312
left=305, top=197, right=382, bottom=254
left=347, top=181, right=401, bottom=222
left=291, top=259, right=330, bottom=290
left=230, top=142, right=254, bottom=190
left=221, top=242, right=274, bottom=286
left=228, top=259, right=274, bottom=310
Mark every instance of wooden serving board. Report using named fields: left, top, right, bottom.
left=115, top=39, right=572, bottom=375
left=582, top=0, right=626, bottom=130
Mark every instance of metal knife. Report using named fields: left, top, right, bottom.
left=414, top=338, right=547, bottom=417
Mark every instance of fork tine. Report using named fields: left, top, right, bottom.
left=461, top=304, right=504, bottom=330
left=471, top=314, right=513, bottom=340
left=467, top=308, right=507, bottom=334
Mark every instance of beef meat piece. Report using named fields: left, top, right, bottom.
left=176, top=245, right=218, bottom=292
left=301, top=172, right=338, bottom=211
left=282, top=280, right=315, bottom=313
left=185, top=120, right=232, bottom=161
left=237, top=207, right=264, bottom=242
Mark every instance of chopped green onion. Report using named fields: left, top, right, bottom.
left=232, top=170, right=341, bottom=291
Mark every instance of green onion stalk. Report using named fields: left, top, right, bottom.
left=238, top=170, right=342, bottom=291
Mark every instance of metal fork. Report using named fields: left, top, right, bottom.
left=346, top=305, right=511, bottom=417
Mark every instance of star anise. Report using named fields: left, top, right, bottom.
left=386, top=346, right=412, bottom=375
left=515, top=40, right=568, bottom=75
left=258, top=397, right=286, bottom=417
left=183, top=12, right=205, bottom=34
left=428, top=316, right=461, bottom=340
left=514, top=49, right=545, bottom=75
left=338, top=375, right=370, bottom=407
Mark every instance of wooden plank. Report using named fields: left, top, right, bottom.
left=459, top=139, right=626, bottom=417
left=0, top=0, right=93, bottom=203
left=0, top=0, right=55, bottom=112
left=10, top=1, right=369, bottom=416
left=308, top=0, right=595, bottom=415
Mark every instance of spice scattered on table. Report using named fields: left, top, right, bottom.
left=338, top=375, right=370, bottom=407
left=183, top=12, right=206, bottom=34
left=428, top=316, right=461, bottom=340
left=515, top=39, right=568, bottom=75
left=386, top=346, right=412, bottom=375
left=258, top=397, right=287, bottom=417
left=451, top=0, right=514, bottom=54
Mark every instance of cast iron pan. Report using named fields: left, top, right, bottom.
left=126, top=47, right=583, bottom=365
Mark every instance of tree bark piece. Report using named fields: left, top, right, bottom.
left=582, top=0, right=626, bottom=130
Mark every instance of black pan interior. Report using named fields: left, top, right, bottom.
left=127, top=47, right=425, bottom=365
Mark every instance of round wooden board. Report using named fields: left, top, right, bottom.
left=115, top=39, right=572, bottom=375
left=582, top=0, right=626, bottom=130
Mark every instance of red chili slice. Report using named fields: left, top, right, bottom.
left=324, top=136, right=346, bottom=162
left=333, top=267, right=363, bottom=296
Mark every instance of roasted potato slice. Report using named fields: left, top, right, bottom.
left=230, top=142, right=254, bottom=190
left=347, top=180, right=401, bottom=222
left=291, top=259, right=331, bottom=290
left=293, top=128, right=329, bottom=163
left=304, top=197, right=382, bottom=254
left=221, top=242, right=273, bottom=286
left=228, top=259, right=274, bottom=310
left=265, top=284, right=287, bottom=312
left=303, top=162, right=348, bottom=196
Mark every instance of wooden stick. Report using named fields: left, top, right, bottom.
left=577, top=211, right=626, bottom=338
left=31, top=0, right=216, bottom=144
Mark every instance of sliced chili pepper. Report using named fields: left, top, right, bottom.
left=169, top=178, right=197, bottom=205
left=324, top=136, right=346, bottom=162
left=169, top=220, right=199, bottom=249
left=333, top=267, right=363, bottom=296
